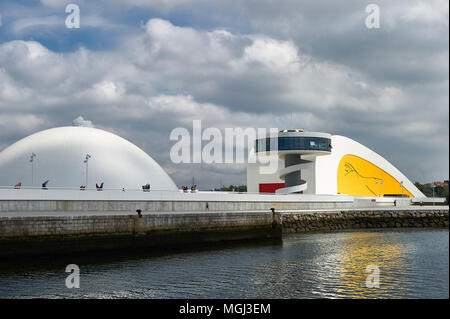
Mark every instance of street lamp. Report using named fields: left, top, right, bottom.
left=29, top=152, right=36, bottom=187
left=84, top=154, right=91, bottom=188
left=400, top=181, right=404, bottom=197
left=375, top=178, right=378, bottom=197
left=381, top=180, right=384, bottom=197
left=432, top=183, right=435, bottom=206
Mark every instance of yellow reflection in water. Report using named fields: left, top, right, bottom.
left=337, top=231, right=406, bottom=298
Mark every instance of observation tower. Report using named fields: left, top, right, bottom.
left=255, top=129, right=332, bottom=194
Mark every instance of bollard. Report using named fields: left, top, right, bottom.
left=271, top=208, right=277, bottom=229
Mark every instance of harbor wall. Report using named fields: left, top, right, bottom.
left=0, top=211, right=282, bottom=258
left=282, top=209, right=449, bottom=233
left=0, top=199, right=356, bottom=212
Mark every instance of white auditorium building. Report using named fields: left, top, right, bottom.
left=247, top=129, right=425, bottom=198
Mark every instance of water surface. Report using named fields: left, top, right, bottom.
left=0, top=228, right=448, bottom=298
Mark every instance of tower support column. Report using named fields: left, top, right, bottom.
left=284, top=154, right=302, bottom=190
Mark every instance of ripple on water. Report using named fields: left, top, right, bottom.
left=0, top=229, right=448, bottom=299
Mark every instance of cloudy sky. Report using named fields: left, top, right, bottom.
left=0, top=0, right=448, bottom=189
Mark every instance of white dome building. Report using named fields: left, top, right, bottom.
left=0, top=127, right=178, bottom=191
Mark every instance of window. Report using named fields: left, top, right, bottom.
left=256, top=136, right=331, bottom=152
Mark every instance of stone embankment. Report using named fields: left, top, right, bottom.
left=0, top=211, right=282, bottom=258
left=282, top=209, right=449, bottom=233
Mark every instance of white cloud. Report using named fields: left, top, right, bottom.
left=91, top=81, right=125, bottom=101
left=401, top=0, right=449, bottom=25
left=0, top=40, right=49, bottom=61
left=72, top=116, right=94, bottom=127
left=148, top=94, right=228, bottom=120
left=40, top=0, right=83, bottom=9
left=109, top=0, right=193, bottom=12
left=242, top=37, right=301, bottom=72
left=0, top=114, right=47, bottom=136
left=0, top=69, right=32, bottom=103
left=143, top=18, right=242, bottom=66
left=12, top=16, right=61, bottom=33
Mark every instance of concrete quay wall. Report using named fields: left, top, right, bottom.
left=0, top=211, right=282, bottom=258
left=0, top=199, right=355, bottom=212
left=282, top=209, right=449, bottom=233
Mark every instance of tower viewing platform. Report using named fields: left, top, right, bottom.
left=255, top=129, right=332, bottom=194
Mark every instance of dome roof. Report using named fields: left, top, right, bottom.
left=0, top=126, right=178, bottom=190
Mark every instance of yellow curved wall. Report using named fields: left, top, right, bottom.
left=337, top=154, right=413, bottom=197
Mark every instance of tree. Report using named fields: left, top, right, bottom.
left=218, top=185, right=247, bottom=192
left=414, top=182, right=449, bottom=203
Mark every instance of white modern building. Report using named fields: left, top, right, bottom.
left=0, top=126, right=178, bottom=191
left=0, top=126, right=355, bottom=208
left=248, top=129, right=426, bottom=198
left=0, top=126, right=431, bottom=203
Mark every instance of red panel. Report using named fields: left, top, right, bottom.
left=259, top=183, right=285, bottom=193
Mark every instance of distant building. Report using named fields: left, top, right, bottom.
left=433, top=181, right=447, bottom=187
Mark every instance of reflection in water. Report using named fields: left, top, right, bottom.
left=336, top=232, right=406, bottom=298
left=0, top=229, right=448, bottom=299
